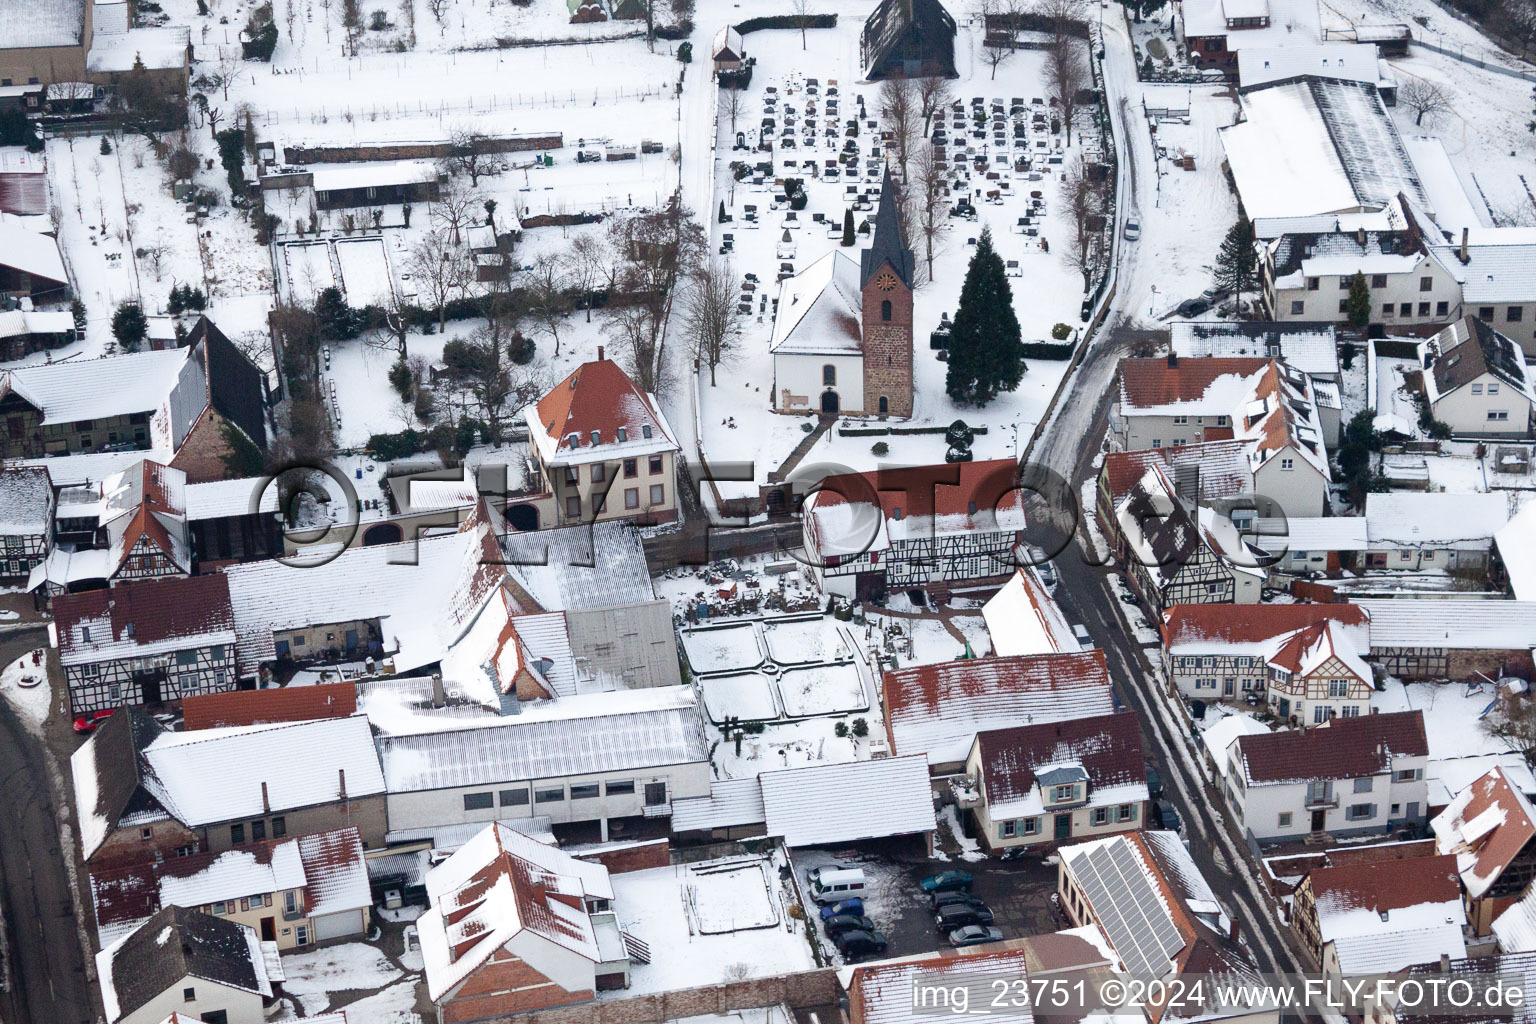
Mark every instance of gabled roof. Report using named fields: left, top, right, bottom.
left=1, top=348, right=186, bottom=425
left=861, top=166, right=915, bottom=289
left=1161, top=603, right=1370, bottom=651
left=53, top=574, right=234, bottom=667
left=759, top=754, right=936, bottom=847
left=1400, top=951, right=1536, bottom=1024
left=1266, top=619, right=1369, bottom=681
left=100, top=459, right=191, bottom=577
left=1432, top=767, right=1536, bottom=899
left=1100, top=441, right=1253, bottom=509
left=1364, top=491, right=1528, bottom=549
left=181, top=681, right=357, bottom=730
left=883, top=651, right=1114, bottom=764
left=844, top=946, right=1043, bottom=1024
left=0, top=0, right=86, bottom=48
left=973, top=712, right=1147, bottom=820
left=1236, top=709, right=1427, bottom=785
left=0, top=216, right=67, bottom=284
left=97, top=906, right=270, bottom=1024
left=1119, top=357, right=1271, bottom=414
left=980, top=567, right=1079, bottom=658
left=1169, top=320, right=1340, bottom=378
left=1353, top=599, right=1536, bottom=650
left=770, top=249, right=864, bottom=355
left=1309, top=854, right=1466, bottom=975
left=523, top=357, right=679, bottom=467
left=1423, top=315, right=1534, bottom=403
left=189, top=316, right=269, bottom=451
left=418, top=822, right=612, bottom=1001
left=861, top=0, right=957, bottom=80
left=1496, top=503, right=1536, bottom=602
left=500, top=519, right=656, bottom=612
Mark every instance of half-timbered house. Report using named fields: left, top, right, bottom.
left=0, top=464, right=53, bottom=581
left=801, top=459, right=1025, bottom=603
left=1433, top=767, right=1536, bottom=936
left=52, top=573, right=237, bottom=714
left=1291, top=854, right=1466, bottom=976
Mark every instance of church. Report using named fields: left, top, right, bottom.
left=769, top=169, right=915, bottom=419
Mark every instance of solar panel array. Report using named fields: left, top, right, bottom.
left=1072, top=841, right=1186, bottom=978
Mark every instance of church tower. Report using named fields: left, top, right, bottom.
left=860, top=167, right=915, bottom=419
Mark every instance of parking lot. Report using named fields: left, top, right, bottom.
left=791, top=840, right=1064, bottom=963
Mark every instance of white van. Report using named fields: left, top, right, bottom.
left=1072, top=623, right=1094, bottom=650
left=807, top=866, right=868, bottom=904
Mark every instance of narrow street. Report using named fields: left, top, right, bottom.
left=0, top=626, right=93, bottom=1024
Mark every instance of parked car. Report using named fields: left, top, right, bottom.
left=1072, top=623, right=1094, bottom=650
left=824, top=914, right=877, bottom=939
left=919, top=870, right=973, bottom=894
left=1122, top=219, right=1141, bottom=241
left=949, top=925, right=1005, bottom=947
left=819, top=898, right=865, bottom=921
left=1177, top=298, right=1211, bottom=318
left=935, top=903, right=995, bottom=931
left=1156, top=799, right=1182, bottom=832
left=931, top=891, right=989, bottom=912
left=1146, top=762, right=1164, bottom=800
left=73, top=709, right=116, bottom=734
left=836, top=930, right=889, bottom=959
left=808, top=866, right=867, bottom=904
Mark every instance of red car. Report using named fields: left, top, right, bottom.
left=72, top=709, right=116, bottom=734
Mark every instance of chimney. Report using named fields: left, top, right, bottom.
left=1167, top=351, right=1178, bottom=369
left=1229, top=919, right=1241, bottom=943
left=261, top=781, right=270, bottom=814
left=1440, top=953, right=1451, bottom=973
left=597, top=345, right=605, bottom=361
left=338, top=768, right=347, bottom=801
left=1460, top=227, right=1470, bottom=264
left=1356, top=226, right=1366, bottom=247
left=431, top=672, right=446, bottom=709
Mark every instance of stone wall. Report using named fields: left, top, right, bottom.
left=282, top=134, right=563, bottom=165
left=488, top=968, right=842, bottom=1024
left=577, top=839, right=670, bottom=874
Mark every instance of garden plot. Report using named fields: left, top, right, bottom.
left=775, top=663, right=868, bottom=718
left=685, top=860, right=780, bottom=933
left=762, top=616, right=849, bottom=666
left=283, top=242, right=338, bottom=305
left=335, top=238, right=396, bottom=307
left=681, top=623, right=765, bottom=675
left=698, top=673, right=779, bottom=724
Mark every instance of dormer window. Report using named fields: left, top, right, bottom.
left=125, top=622, right=135, bottom=638
left=82, top=626, right=91, bottom=642
left=641, top=425, right=653, bottom=439
left=617, top=427, right=628, bottom=442
left=893, top=507, right=903, bottom=520
left=590, top=430, right=601, bottom=446
left=566, top=432, right=581, bottom=448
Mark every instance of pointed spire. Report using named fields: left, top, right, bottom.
left=861, top=165, right=914, bottom=289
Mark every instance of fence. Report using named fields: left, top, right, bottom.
left=1405, top=31, right=1536, bottom=81
left=491, top=969, right=842, bottom=1024
left=252, top=83, right=673, bottom=128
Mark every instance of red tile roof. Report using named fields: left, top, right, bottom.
left=1308, top=853, right=1461, bottom=922
left=54, top=574, right=234, bottom=657
left=181, top=681, right=357, bottom=731
left=1432, top=767, right=1536, bottom=898
left=1119, top=357, right=1270, bottom=409
left=1237, top=710, right=1428, bottom=785
left=1161, top=602, right=1370, bottom=648
left=974, top=711, right=1145, bottom=810
left=531, top=357, right=674, bottom=459
left=1100, top=442, right=1252, bottom=507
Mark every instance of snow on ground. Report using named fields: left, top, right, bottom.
left=608, top=854, right=813, bottom=997
left=935, top=804, right=990, bottom=863
left=687, top=860, right=781, bottom=933
left=681, top=624, right=765, bottom=675
left=698, top=673, right=779, bottom=723
left=762, top=616, right=850, bottom=665
left=1319, top=0, right=1535, bottom=71
left=0, top=649, right=51, bottom=734
left=279, top=942, right=407, bottom=1014
left=709, top=715, right=864, bottom=780
left=1376, top=679, right=1519, bottom=761
left=329, top=979, right=422, bottom=1024
left=776, top=663, right=868, bottom=717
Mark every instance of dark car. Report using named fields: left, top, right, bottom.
left=836, top=929, right=889, bottom=959
left=1156, top=799, right=1182, bottom=832
left=1146, top=762, right=1164, bottom=800
left=931, top=891, right=988, bottom=912
left=919, top=870, right=973, bottom=894
left=1177, top=298, right=1211, bottom=318
left=824, top=914, right=877, bottom=939
left=819, top=898, right=865, bottom=921
left=949, top=925, right=1005, bottom=947
left=935, top=903, right=995, bottom=932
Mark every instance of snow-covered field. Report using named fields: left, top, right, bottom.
left=608, top=854, right=813, bottom=997
left=681, top=623, right=765, bottom=675
left=1377, top=678, right=1520, bottom=761
left=698, top=672, right=779, bottom=723
left=335, top=238, right=398, bottom=307
left=687, top=860, right=781, bottom=933
left=776, top=663, right=868, bottom=717
left=762, top=615, right=850, bottom=665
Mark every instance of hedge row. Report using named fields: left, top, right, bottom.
left=838, top=424, right=992, bottom=438
left=733, top=13, right=837, bottom=34
left=1020, top=340, right=1075, bottom=359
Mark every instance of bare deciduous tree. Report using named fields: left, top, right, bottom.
left=523, top=253, right=572, bottom=356
left=911, top=145, right=947, bottom=280
left=602, top=203, right=706, bottom=396
left=425, top=0, right=448, bottom=28
left=1398, top=78, right=1450, bottom=127
left=1045, top=34, right=1088, bottom=145
left=430, top=172, right=481, bottom=245
left=407, top=228, right=471, bottom=336
left=563, top=233, right=609, bottom=323
left=790, top=0, right=813, bottom=49
left=1059, top=155, right=1105, bottom=289
left=681, top=256, right=739, bottom=386
left=1496, top=0, right=1536, bottom=54
left=877, top=75, right=921, bottom=177
left=723, top=86, right=745, bottom=134
left=917, top=76, right=955, bottom=134
left=447, top=125, right=496, bottom=186
left=439, top=324, right=545, bottom=446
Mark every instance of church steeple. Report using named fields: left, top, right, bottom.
left=861, top=166, right=915, bottom=290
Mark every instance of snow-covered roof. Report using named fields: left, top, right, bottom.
left=1365, top=492, right=1529, bottom=550
left=419, top=822, right=611, bottom=1001
left=770, top=249, right=864, bottom=355
left=2, top=348, right=185, bottom=424
left=86, top=24, right=189, bottom=72
left=670, top=778, right=767, bottom=832
left=1169, top=321, right=1339, bottom=379
left=1355, top=599, right=1536, bottom=651
left=1237, top=44, right=1388, bottom=92
left=1237, top=710, right=1427, bottom=786
left=144, top=716, right=385, bottom=826
left=1311, top=854, right=1466, bottom=975
left=843, top=947, right=1040, bottom=1024
left=1163, top=602, right=1371, bottom=657
left=96, top=906, right=271, bottom=1024
left=1498, top=504, right=1536, bottom=602
left=0, top=217, right=66, bottom=284
left=1221, top=77, right=1424, bottom=221
left=975, top=712, right=1148, bottom=821
left=376, top=686, right=708, bottom=792
left=501, top=520, right=656, bottom=611
left=1494, top=885, right=1536, bottom=954
left=1432, top=767, right=1536, bottom=899
left=1203, top=716, right=1270, bottom=778
left=1422, top=317, right=1534, bottom=408
left=1402, top=136, right=1487, bottom=235
left=53, top=574, right=233, bottom=667
left=1252, top=516, right=1369, bottom=552
left=0, top=0, right=84, bottom=50
left=183, top=478, right=278, bottom=520
left=308, top=159, right=437, bottom=193
left=759, top=754, right=935, bottom=847
left=436, top=592, right=575, bottom=705
left=711, top=24, right=744, bottom=59
left=0, top=309, right=73, bottom=340
left=883, top=651, right=1114, bottom=765
left=981, top=567, right=1079, bottom=658
left=1429, top=239, right=1536, bottom=304
left=0, top=466, right=52, bottom=535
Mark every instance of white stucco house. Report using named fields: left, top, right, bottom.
left=1421, top=315, right=1535, bottom=438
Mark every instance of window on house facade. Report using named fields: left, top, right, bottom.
left=1418, top=302, right=1430, bottom=317
left=999, top=820, right=1017, bottom=839
left=649, top=484, right=665, bottom=505
left=1338, top=276, right=1351, bottom=289
left=231, top=824, right=245, bottom=844
left=1400, top=302, right=1412, bottom=316
left=1473, top=383, right=1484, bottom=394
left=1382, top=303, right=1394, bottom=316
left=625, top=488, right=639, bottom=509
left=184, top=988, right=196, bottom=1002
left=1394, top=768, right=1422, bottom=782
left=649, top=455, right=664, bottom=474
left=1437, top=301, right=1449, bottom=316
left=1354, top=778, right=1373, bottom=793
left=1051, top=784, right=1076, bottom=802
left=591, top=463, right=605, bottom=483
left=624, top=459, right=638, bottom=478
left=272, top=817, right=286, bottom=837
left=1280, top=457, right=1294, bottom=470
left=642, top=425, right=652, bottom=439
left=1346, top=803, right=1375, bottom=821
left=1021, top=817, right=1040, bottom=835
left=1313, top=705, right=1335, bottom=723
left=1480, top=307, right=1495, bottom=321
left=823, top=364, right=836, bottom=386
left=1092, top=808, right=1109, bottom=826
left=605, top=780, right=635, bottom=796
left=1118, top=804, right=1136, bottom=821
left=1371, top=274, right=1387, bottom=288
left=881, top=300, right=892, bottom=321
left=1419, top=276, right=1433, bottom=292
left=565, top=496, right=581, bottom=518
left=1489, top=410, right=1510, bottom=421
left=1306, top=278, right=1319, bottom=291
left=1341, top=705, right=1361, bottom=718
left=1338, top=300, right=1349, bottom=314
left=535, top=786, right=565, bottom=803
left=570, top=784, right=600, bottom=799
left=1329, top=680, right=1349, bottom=697
left=1291, top=301, right=1306, bottom=315
left=251, top=820, right=266, bottom=842
left=1510, top=307, right=1525, bottom=322
left=564, top=466, right=580, bottom=485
